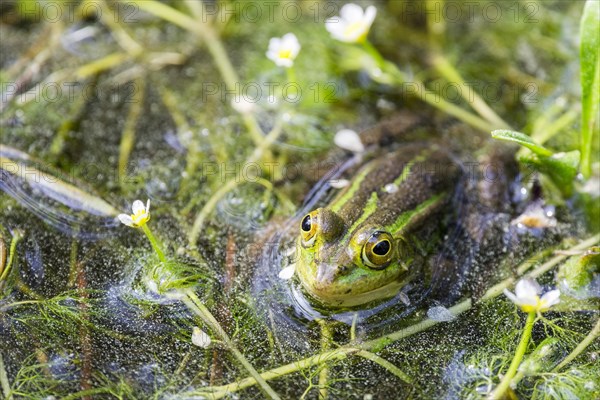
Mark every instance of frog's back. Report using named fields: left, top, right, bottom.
left=330, top=144, right=461, bottom=237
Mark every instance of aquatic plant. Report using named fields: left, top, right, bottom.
left=1, top=1, right=598, bottom=399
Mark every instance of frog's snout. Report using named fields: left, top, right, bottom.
left=315, top=263, right=348, bottom=285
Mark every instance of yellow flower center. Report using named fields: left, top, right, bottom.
left=344, top=21, right=367, bottom=41
left=131, top=211, right=149, bottom=226
left=520, top=296, right=549, bottom=313
left=278, top=49, right=292, bottom=60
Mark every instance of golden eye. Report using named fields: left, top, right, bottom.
left=362, top=231, right=394, bottom=269
left=300, top=211, right=319, bottom=247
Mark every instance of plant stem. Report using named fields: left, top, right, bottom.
left=194, top=300, right=472, bottom=399
left=317, top=320, right=333, bottom=399
left=360, top=41, right=495, bottom=132
left=188, top=180, right=240, bottom=246
left=188, top=175, right=293, bottom=246
left=415, top=84, right=495, bottom=132
left=247, top=121, right=284, bottom=164
left=182, top=290, right=281, bottom=400
left=0, top=354, right=11, bottom=400
left=75, top=52, right=130, bottom=80
left=482, top=234, right=600, bottom=302
left=356, top=350, right=412, bottom=384
left=361, top=40, right=385, bottom=65
left=350, top=313, right=358, bottom=342
left=199, top=347, right=359, bottom=398
left=129, top=0, right=267, bottom=148
left=552, top=316, right=600, bottom=372
left=141, top=225, right=166, bottom=263
left=489, top=312, right=536, bottom=400
left=68, top=239, right=79, bottom=287
left=118, top=76, right=145, bottom=184
left=0, top=231, right=23, bottom=285
left=286, top=66, right=297, bottom=84
left=431, top=53, right=511, bottom=129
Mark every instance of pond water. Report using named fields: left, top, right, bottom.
left=1, top=1, right=598, bottom=399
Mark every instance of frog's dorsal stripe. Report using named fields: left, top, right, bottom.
left=391, top=151, right=431, bottom=187
left=340, top=191, right=379, bottom=244
left=387, top=193, right=445, bottom=236
left=331, top=150, right=431, bottom=214
left=330, top=163, right=376, bottom=213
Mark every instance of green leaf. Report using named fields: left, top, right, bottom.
left=491, top=129, right=553, bottom=157
left=492, top=130, right=581, bottom=196
left=557, top=246, right=600, bottom=293
left=579, top=0, right=600, bottom=178
left=521, top=150, right=581, bottom=197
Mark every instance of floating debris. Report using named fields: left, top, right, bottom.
left=191, top=327, right=211, bottom=348
left=384, top=183, right=399, bottom=193
left=512, top=201, right=557, bottom=233
left=278, top=264, right=296, bottom=280
left=334, top=129, right=365, bottom=153
left=329, top=179, right=350, bottom=188
left=427, top=305, right=456, bottom=322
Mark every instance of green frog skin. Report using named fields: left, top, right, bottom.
left=295, top=144, right=461, bottom=308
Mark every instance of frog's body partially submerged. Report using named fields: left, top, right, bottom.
left=296, top=144, right=462, bottom=307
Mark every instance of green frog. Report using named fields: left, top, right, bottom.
left=288, top=116, right=522, bottom=310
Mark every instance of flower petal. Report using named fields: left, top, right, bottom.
left=132, top=199, right=146, bottom=214
left=275, top=58, right=293, bottom=68
left=364, top=5, right=377, bottom=26
left=340, top=3, right=364, bottom=22
left=503, top=289, right=519, bottom=304
left=282, top=32, right=299, bottom=48
left=266, top=50, right=278, bottom=62
left=268, top=37, right=282, bottom=50
left=325, top=17, right=342, bottom=33
left=518, top=296, right=539, bottom=308
left=118, top=214, right=134, bottom=227
left=515, top=278, right=541, bottom=299
left=540, top=289, right=561, bottom=308
left=145, top=199, right=151, bottom=213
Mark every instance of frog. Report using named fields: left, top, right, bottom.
left=287, top=115, right=524, bottom=310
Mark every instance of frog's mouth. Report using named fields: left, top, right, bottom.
left=301, top=276, right=409, bottom=308
left=298, top=262, right=410, bottom=308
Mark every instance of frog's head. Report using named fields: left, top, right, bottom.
left=295, top=208, right=411, bottom=308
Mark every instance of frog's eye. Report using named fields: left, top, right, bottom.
left=300, top=211, right=319, bottom=247
left=362, top=231, right=394, bottom=269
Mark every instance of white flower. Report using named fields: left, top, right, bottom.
left=503, top=277, right=561, bottom=313
left=230, top=96, right=256, bottom=114
left=191, top=327, right=211, bottom=348
left=266, top=33, right=300, bottom=68
left=325, top=3, right=377, bottom=43
left=118, top=199, right=150, bottom=228
left=334, top=129, right=365, bottom=153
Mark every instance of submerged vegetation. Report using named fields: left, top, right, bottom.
left=1, top=1, right=598, bottom=399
